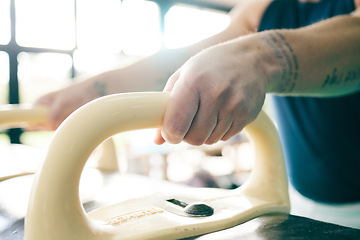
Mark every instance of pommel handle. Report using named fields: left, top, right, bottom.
left=25, top=92, right=289, bottom=240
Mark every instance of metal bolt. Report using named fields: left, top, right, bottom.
left=184, top=202, right=214, bottom=217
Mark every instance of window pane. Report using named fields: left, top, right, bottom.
left=74, top=49, right=139, bottom=76
left=17, top=52, right=72, bottom=103
left=0, top=134, right=10, bottom=144
left=121, top=0, right=160, bottom=56
left=77, top=0, right=122, bottom=53
left=164, top=5, right=230, bottom=48
left=0, top=52, right=9, bottom=105
left=0, top=0, right=11, bottom=45
left=15, top=0, right=75, bottom=50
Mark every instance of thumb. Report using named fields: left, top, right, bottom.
left=163, top=70, right=180, bottom=92
left=154, top=128, right=166, bottom=145
left=153, top=70, right=181, bottom=144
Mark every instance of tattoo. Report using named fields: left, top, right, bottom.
left=261, top=32, right=299, bottom=93
left=94, top=81, right=107, bottom=97
left=322, top=68, right=360, bottom=88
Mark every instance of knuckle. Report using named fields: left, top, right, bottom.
left=223, top=125, right=244, bottom=141
left=205, top=138, right=218, bottom=145
left=184, top=136, right=205, bottom=146
left=186, top=71, right=209, bottom=89
left=162, top=126, right=185, bottom=144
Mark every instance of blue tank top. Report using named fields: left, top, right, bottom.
left=258, top=0, right=360, bottom=203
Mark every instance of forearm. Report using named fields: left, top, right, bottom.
left=261, top=15, right=360, bottom=97
left=88, top=49, right=186, bottom=95
left=83, top=2, right=258, bottom=98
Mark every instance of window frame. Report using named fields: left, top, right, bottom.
left=0, top=0, right=230, bottom=143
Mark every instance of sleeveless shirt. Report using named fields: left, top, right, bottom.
left=258, top=0, right=360, bottom=203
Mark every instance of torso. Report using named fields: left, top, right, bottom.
left=256, top=0, right=360, bottom=203
left=239, top=0, right=360, bottom=33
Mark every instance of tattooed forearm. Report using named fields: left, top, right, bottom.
left=322, top=68, right=360, bottom=88
left=261, top=32, right=299, bottom=93
left=94, top=81, right=107, bottom=97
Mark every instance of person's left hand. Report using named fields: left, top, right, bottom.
left=154, top=36, right=270, bottom=146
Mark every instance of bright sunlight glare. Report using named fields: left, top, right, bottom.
left=15, top=0, right=75, bottom=50
left=164, top=5, right=230, bottom=49
left=12, top=0, right=229, bottom=55
left=76, top=0, right=123, bottom=53
left=121, top=0, right=161, bottom=56
left=0, top=52, right=9, bottom=105
left=0, top=52, right=9, bottom=85
left=0, top=0, right=11, bottom=45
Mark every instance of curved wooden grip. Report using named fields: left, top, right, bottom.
left=240, top=111, right=289, bottom=205
left=0, top=104, right=118, bottom=181
left=0, top=105, right=49, bottom=181
left=0, top=104, right=49, bottom=129
left=24, top=92, right=289, bottom=240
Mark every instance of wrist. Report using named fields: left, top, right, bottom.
left=81, top=74, right=109, bottom=100
left=257, top=30, right=299, bottom=94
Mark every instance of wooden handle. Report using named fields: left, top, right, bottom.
left=24, top=92, right=289, bottom=240
left=0, top=104, right=118, bottom=181
left=0, top=104, right=49, bottom=129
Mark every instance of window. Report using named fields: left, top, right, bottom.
left=15, top=0, right=76, bottom=50
left=0, top=52, right=9, bottom=105
left=121, top=0, right=161, bottom=56
left=2, top=0, right=245, bottom=186
left=0, top=0, right=11, bottom=45
left=18, top=52, right=73, bottom=103
left=164, top=5, right=230, bottom=48
left=1, top=0, right=230, bottom=144
left=76, top=0, right=122, bottom=53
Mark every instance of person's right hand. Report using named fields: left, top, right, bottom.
left=154, top=35, right=271, bottom=146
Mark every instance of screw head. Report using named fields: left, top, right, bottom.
left=184, top=202, right=214, bottom=217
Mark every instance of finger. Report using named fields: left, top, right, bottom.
left=31, top=94, right=55, bottom=130
left=48, top=100, right=72, bottom=130
left=163, top=70, right=180, bottom=92
left=221, top=120, right=246, bottom=142
left=351, top=3, right=360, bottom=16
left=221, top=108, right=262, bottom=141
left=153, top=70, right=180, bottom=144
left=34, top=95, right=53, bottom=106
left=26, top=122, right=47, bottom=132
left=205, top=115, right=233, bottom=145
left=154, top=128, right=166, bottom=145
left=161, top=79, right=199, bottom=144
left=221, top=105, right=261, bottom=141
left=48, top=111, right=62, bottom=130
left=182, top=99, right=218, bottom=146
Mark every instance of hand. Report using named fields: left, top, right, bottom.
left=34, top=81, right=96, bottom=130
left=155, top=37, right=268, bottom=146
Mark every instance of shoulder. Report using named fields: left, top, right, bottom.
left=355, top=0, right=360, bottom=8
left=352, top=0, right=360, bottom=16
left=228, top=0, right=273, bottom=33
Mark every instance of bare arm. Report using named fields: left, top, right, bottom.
left=157, top=7, right=360, bottom=145
left=35, top=0, right=267, bottom=129
left=263, top=14, right=360, bottom=96
left=87, top=0, right=269, bottom=95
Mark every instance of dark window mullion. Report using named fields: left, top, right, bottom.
left=7, top=0, right=76, bottom=143
left=9, top=0, right=18, bottom=105
left=72, top=0, right=78, bottom=79
left=7, top=0, right=22, bottom=143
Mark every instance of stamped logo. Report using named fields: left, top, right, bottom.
left=106, top=208, right=164, bottom=225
